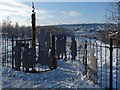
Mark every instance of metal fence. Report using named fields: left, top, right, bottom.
left=1, top=32, right=120, bottom=89
left=76, top=36, right=120, bottom=89
left=2, top=34, right=12, bottom=67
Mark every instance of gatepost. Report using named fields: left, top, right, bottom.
left=51, top=35, right=57, bottom=69
left=109, top=38, right=113, bottom=90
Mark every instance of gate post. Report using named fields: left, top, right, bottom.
left=31, top=3, right=36, bottom=71
left=85, top=40, right=87, bottom=75
left=31, top=2, right=36, bottom=52
left=51, top=35, right=57, bottom=69
left=109, top=38, right=113, bottom=90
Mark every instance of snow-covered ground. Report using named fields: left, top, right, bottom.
left=2, top=59, right=100, bottom=88
left=1, top=35, right=100, bottom=88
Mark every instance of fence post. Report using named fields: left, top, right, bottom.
left=116, top=46, right=118, bottom=90
left=51, top=35, right=57, bottom=69
left=6, top=35, right=8, bottom=66
left=109, top=38, right=113, bottom=90
left=5, top=36, right=6, bottom=66
left=85, top=40, right=87, bottom=75
left=100, top=43, right=103, bottom=87
left=12, top=35, right=14, bottom=69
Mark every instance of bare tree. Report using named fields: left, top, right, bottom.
left=105, top=1, right=120, bottom=42
left=99, top=2, right=120, bottom=45
left=106, top=2, right=119, bottom=24
left=2, top=16, right=14, bottom=35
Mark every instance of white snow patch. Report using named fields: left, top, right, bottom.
left=2, top=60, right=100, bottom=88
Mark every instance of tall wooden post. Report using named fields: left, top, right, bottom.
left=109, top=38, right=113, bottom=90
left=31, top=2, right=36, bottom=52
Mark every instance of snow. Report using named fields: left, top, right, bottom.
left=2, top=59, right=100, bottom=88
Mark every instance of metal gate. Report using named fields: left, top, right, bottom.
left=1, top=32, right=57, bottom=73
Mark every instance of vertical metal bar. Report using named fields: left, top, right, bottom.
left=105, top=44, right=107, bottom=88
left=95, top=41, right=98, bottom=65
left=100, top=43, right=102, bottom=87
left=95, top=41, right=99, bottom=80
left=3, top=36, right=5, bottom=66
left=116, top=47, right=118, bottom=90
left=109, top=38, right=113, bottom=90
left=2, top=35, right=4, bottom=66
left=118, top=48, right=120, bottom=90
left=12, top=35, right=14, bottom=69
left=6, top=36, right=8, bottom=66
left=94, top=41, right=98, bottom=83
left=5, top=36, right=6, bottom=66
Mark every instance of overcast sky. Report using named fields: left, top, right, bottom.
left=0, top=0, right=115, bottom=26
